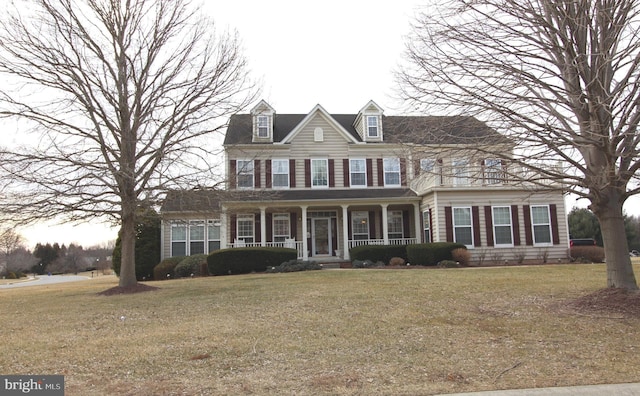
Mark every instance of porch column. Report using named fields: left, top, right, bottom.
left=301, top=205, right=308, bottom=260
left=220, top=207, right=228, bottom=249
left=341, top=205, right=350, bottom=260
left=260, top=206, right=266, bottom=247
left=381, top=203, right=389, bottom=245
left=414, top=203, right=422, bottom=243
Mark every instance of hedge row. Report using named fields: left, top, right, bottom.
left=349, top=242, right=467, bottom=266
left=207, top=247, right=297, bottom=276
left=349, top=245, right=408, bottom=264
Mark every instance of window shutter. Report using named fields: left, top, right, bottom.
left=328, top=159, right=335, bottom=187
left=290, top=212, right=297, bottom=239
left=523, top=205, right=533, bottom=245
left=400, top=158, right=407, bottom=186
left=347, top=211, right=352, bottom=239
left=289, top=159, right=296, bottom=188
left=472, top=206, right=481, bottom=247
left=369, top=211, right=376, bottom=239
left=254, top=159, right=261, bottom=188
left=229, top=160, right=237, bottom=189
left=304, top=159, right=311, bottom=188
left=403, top=210, right=410, bottom=238
left=230, top=214, right=237, bottom=242
left=445, top=206, right=453, bottom=242
left=265, top=160, right=272, bottom=189
left=366, top=159, right=373, bottom=187
left=343, top=159, right=350, bottom=187
left=550, top=204, right=560, bottom=244
left=484, top=206, right=494, bottom=247
left=511, top=205, right=521, bottom=246
left=377, top=158, right=384, bottom=186
left=254, top=213, right=261, bottom=243
left=266, top=213, right=273, bottom=242
left=331, top=218, right=338, bottom=256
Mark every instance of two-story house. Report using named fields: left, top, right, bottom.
left=160, top=100, right=569, bottom=264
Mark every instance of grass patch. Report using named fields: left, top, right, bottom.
left=1, top=264, right=640, bottom=395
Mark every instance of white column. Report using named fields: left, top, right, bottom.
left=414, top=203, right=422, bottom=243
left=260, top=207, right=266, bottom=247
left=341, top=205, right=350, bottom=260
left=220, top=207, right=228, bottom=249
left=381, top=204, right=389, bottom=245
left=301, top=206, right=308, bottom=260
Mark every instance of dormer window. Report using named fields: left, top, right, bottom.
left=257, top=116, right=269, bottom=138
left=367, top=116, right=379, bottom=138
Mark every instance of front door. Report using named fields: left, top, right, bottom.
left=312, top=218, right=331, bottom=256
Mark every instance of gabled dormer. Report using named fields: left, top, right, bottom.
left=354, top=100, right=384, bottom=142
left=250, top=100, right=275, bottom=142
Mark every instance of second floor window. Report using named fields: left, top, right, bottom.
left=367, top=116, right=379, bottom=137
left=383, top=158, right=401, bottom=186
left=257, top=116, right=269, bottom=138
left=350, top=159, right=366, bottom=187
left=237, top=160, right=254, bottom=189
left=311, top=159, right=328, bottom=188
left=272, top=159, right=289, bottom=188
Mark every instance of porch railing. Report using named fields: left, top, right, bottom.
left=348, top=238, right=418, bottom=250
left=230, top=240, right=304, bottom=259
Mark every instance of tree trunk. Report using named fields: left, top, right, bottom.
left=118, top=208, right=137, bottom=288
left=595, top=201, right=638, bottom=290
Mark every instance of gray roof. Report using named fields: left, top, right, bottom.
left=223, top=113, right=507, bottom=145
left=161, top=189, right=224, bottom=213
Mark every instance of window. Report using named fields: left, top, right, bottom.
left=484, top=159, right=503, bottom=184
left=383, top=158, right=401, bottom=186
left=350, top=159, right=366, bottom=187
left=189, top=220, right=205, bottom=255
left=453, top=159, right=469, bottom=185
left=272, top=159, right=289, bottom=188
left=367, top=116, right=379, bottom=137
left=273, top=213, right=291, bottom=242
left=531, top=205, right=552, bottom=244
left=423, top=210, right=431, bottom=243
left=453, top=207, right=473, bottom=247
left=420, top=159, right=435, bottom=172
left=257, top=116, right=269, bottom=138
left=351, top=211, right=369, bottom=240
left=171, top=222, right=187, bottom=257
left=208, top=219, right=221, bottom=252
left=236, top=160, right=254, bottom=189
left=237, top=214, right=255, bottom=243
left=492, top=207, right=513, bottom=246
left=388, top=211, right=403, bottom=240
left=311, top=159, right=328, bottom=188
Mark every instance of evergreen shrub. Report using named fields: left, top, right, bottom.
left=208, top=247, right=297, bottom=276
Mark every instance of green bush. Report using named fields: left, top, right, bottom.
left=352, top=259, right=377, bottom=268
left=349, top=245, right=408, bottom=264
left=406, top=243, right=467, bottom=266
left=174, top=254, right=208, bottom=278
left=153, top=256, right=184, bottom=280
left=266, top=259, right=322, bottom=273
left=208, top=247, right=297, bottom=276
left=570, top=246, right=605, bottom=263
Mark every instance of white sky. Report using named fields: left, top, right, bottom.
left=18, top=0, right=640, bottom=248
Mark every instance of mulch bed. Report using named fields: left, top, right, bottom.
left=563, top=288, right=640, bottom=318
left=97, top=283, right=159, bottom=296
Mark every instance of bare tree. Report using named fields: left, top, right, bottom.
left=398, top=0, right=640, bottom=290
left=0, top=0, right=257, bottom=288
left=0, top=228, right=24, bottom=257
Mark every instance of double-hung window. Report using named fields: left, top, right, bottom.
left=272, top=159, right=289, bottom=188
left=236, top=160, right=254, bottom=189
left=453, top=207, right=473, bottom=247
left=171, top=222, right=187, bottom=257
left=350, top=159, right=366, bottom=187
left=367, top=116, right=379, bottom=137
left=492, top=206, right=513, bottom=246
left=388, top=211, right=404, bottom=240
left=452, top=159, right=470, bottom=185
left=273, top=213, right=291, bottom=242
left=531, top=205, right=552, bottom=245
left=423, top=210, right=431, bottom=243
left=311, top=159, right=328, bottom=188
left=351, top=211, right=369, bottom=240
left=207, top=220, right=221, bottom=252
left=237, top=214, right=255, bottom=244
left=189, top=220, right=205, bottom=255
left=257, top=116, right=269, bottom=138
left=383, top=158, right=401, bottom=186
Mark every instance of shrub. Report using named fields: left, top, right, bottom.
left=437, top=260, right=460, bottom=268
left=153, top=256, right=184, bottom=280
left=451, top=248, right=471, bottom=266
left=208, top=247, right=297, bottom=276
left=570, top=246, right=605, bottom=263
left=266, top=259, right=322, bottom=273
left=6, top=271, right=17, bottom=279
left=389, top=257, right=405, bottom=266
left=349, top=245, right=408, bottom=263
left=406, top=243, right=467, bottom=266
left=352, top=259, right=376, bottom=268
left=175, top=254, right=209, bottom=278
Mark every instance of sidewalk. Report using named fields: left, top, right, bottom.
left=439, top=382, right=640, bottom=395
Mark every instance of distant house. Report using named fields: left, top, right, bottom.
left=160, top=100, right=568, bottom=264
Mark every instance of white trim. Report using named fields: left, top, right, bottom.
left=492, top=206, right=514, bottom=247
left=236, top=159, right=254, bottom=189
left=349, top=158, right=367, bottom=187
left=271, top=158, right=290, bottom=189
left=383, top=157, right=401, bottom=187
left=530, top=205, right=553, bottom=246
left=452, top=206, right=474, bottom=249
left=311, top=158, right=329, bottom=188
left=279, top=104, right=360, bottom=144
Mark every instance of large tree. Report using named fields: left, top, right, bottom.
left=0, top=0, right=257, bottom=287
left=399, top=0, right=640, bottom=290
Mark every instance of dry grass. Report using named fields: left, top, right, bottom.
left=2, top=264, right=640, bottom=395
